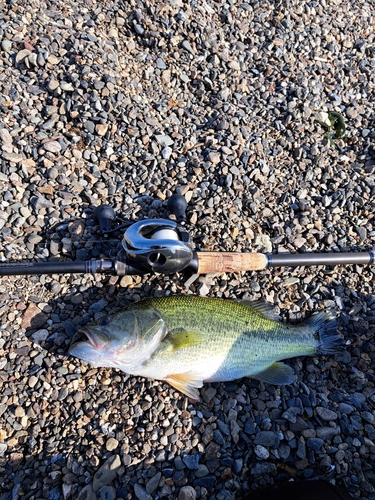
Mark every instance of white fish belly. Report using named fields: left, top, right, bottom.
left=134, top=349, right=229, bottom=382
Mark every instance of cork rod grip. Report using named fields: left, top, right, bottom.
left=196, top=252, right=269, bottom=274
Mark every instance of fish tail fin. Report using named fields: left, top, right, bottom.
left=303, top=310, right=344, bottom=355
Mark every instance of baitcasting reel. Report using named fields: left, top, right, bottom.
left=93, top=193, right=194, bottom=274
left=121, top=219, right=193, bottom=274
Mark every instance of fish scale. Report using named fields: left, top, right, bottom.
left=136, top=297, right=316, bottom=381
left=69, top=295, right=344, bottom=401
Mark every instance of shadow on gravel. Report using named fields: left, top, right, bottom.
left=1, top=276, right=374, bottom=500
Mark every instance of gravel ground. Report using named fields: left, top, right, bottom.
left=1, top=0, right=375, bottom=498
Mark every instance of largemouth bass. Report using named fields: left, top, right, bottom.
left=69, top=295, right=343, bottom=400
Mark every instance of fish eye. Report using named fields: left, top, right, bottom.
left=99, top=317, right=109, bottom=326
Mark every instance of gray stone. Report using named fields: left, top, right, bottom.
left=15, top=48, right=31, bottom=64
left=84, top=121, right=96, bottom=134
left=155, top=134, right=174, bottom=146
left=93, top=455, right=121, bottom=491
left=156, top=58, right=167, bottom=69
left=2, top=152, right=24, bottom=163
left=0, top=128, right=12, bottom=144
left=316, top=427, right=339, bottom=441
left=178, top=486, right=196, bottom=500
left=161, top=146, right=173, bottom=159
left=77, top=485, right=97, bottom=500
left=252, top=233, right=272, bottom=253
left=181, top=40, right=195, bottom=55
left=60, top=81, right=74, bottom=91
left=230, top=420, right=241, bottom=444
left=208, top=151, right=221, bottom=164
left=316, top=407, right=337, bottom=421
left=355, top=226, right=367, bottom=241
left=182, top=454, right=199, bottom=470
left=146, top=472, right=161, bottom=494
left=201, top=386, right=217, bottom=404
left=254, top=431, right=277, bottom=447
left=279, top=443, right=291, bottom=459
left=282, top=407, right=302, bottom=423
left=195, top=464, right=209, bottom=477
left=362, top=412, right=375, bottom=425
left=30, top=196, right=54, bottom=210
left=306, top=438, right=324, bottom=451
left=250, top=463, right=277, bottom=475
left=43, top=141, right=62, bottom=153
left=97, top=486, right=115, bottom=500
left=106, top=438, right=119, bottom=452
left=31, top=329, right=49, bottom=342
left=254, top=444, right=269, bottom=459
left=1, top=40, right=12, bottom=52
left=46, top=79, right=59, bottom=91
left=134, top=483, right=152, bottom=500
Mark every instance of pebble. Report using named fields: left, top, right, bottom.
left=306, top=438, right=324, bottom=451
left=0, top=128, right=12, bottom=144
left=97, top=486, right=115, bottom=500
left=254, top=431, right=277, bottom=447
left=182, top=454, right=200, bottom=470
left=146, top=472, right=161, bottom=494
left=316, top=407, right=338, bottom=421
left=105, top=438, right=119, bottom=452
left=193, top=475, right=216, bottom=491
left=155, top=134, right=174, bottom=146
left=1, top=40, right=12, bottom=52
left=338, top=403, right=355, bottom=415
left=250, top=463, right=277, bottom=475
left=162, top=146, right=173, bottom=159
left=77, top=485, right=97, bottom=500
left=179, top=486, right=196, bottom=500
left=43, top=141, right=62, bottom=153
left=254, top=445, right=269, bottom=460
left=93, top=455, right=121, bottom=491
left=21, top=303, right=48, bottom=329
left=181, top=40, right=195, bottom=55
left=282, top=407, right=302, bottom=423
left=316, top=427, right=339, bottom=441
left=134, top=484, right=152, bottom=500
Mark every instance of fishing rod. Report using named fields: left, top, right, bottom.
left=0, top=194, right=374, bottom=278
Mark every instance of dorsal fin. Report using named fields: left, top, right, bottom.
left=238, top=300, right=280, bottom=321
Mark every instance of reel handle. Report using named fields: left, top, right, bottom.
left=94, top=205, right=116, bottom=233
left=167, top=194, right=187, bottom=222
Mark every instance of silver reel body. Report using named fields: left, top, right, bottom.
left=122, top=219, right=193, bottom=274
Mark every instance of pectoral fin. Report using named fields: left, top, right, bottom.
left=255, top=362, right=295, bottom=385
left=165, top=330, right=205, bottom=351
left=165, top=373, right=203, bottom=400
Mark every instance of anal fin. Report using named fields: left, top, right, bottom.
left=165, top=373, right=203, bottom=401
left=255, top=362, right=295, bottom=385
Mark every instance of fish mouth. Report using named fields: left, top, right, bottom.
left=70, top=326, right=108, bottom=351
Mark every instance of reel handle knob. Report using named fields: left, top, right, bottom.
left=167, top=194, right=187, bottom=222
left=94, top=204, right=115, bottom=233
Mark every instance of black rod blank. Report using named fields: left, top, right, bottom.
left=267, top=251, right=375, bottom=269
left=0, top=260, right=115, bottom=276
